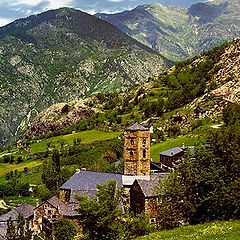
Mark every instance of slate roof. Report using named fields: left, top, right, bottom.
left=60, top=170, right=123, bottom=191
left=0, top=203, right=34, bottom=239
left=0, top=203, right=34, bottom=222
left=126, top=122, right=148, bottom=131
left=134, top=173, right=168, bottom=198
left=150, top=162, right=168, bottom=173
left=45, top=196, right=79, bottom=217
left=70, top=190, right=97, bottom=201
left=159, top=147, right=183, bottom=157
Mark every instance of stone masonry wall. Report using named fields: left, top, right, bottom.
left=124, top=129, right=150, bottom=176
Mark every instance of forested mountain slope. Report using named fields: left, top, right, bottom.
left=22, top=38, right=240, bottom=140
left=97, top=0, right=240, bottom=61
left=0, top=8, right=168, bottom=147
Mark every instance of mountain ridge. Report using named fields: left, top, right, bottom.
left=97, top=0, right=240, bottom=61
left=21, top=38, right=240, bottom=141
left=0, top=7, right=168, bottom=147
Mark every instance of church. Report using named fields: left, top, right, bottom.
left=33, top=122, right=169, bottom=235
left=60, top=122, right=167, bottom=216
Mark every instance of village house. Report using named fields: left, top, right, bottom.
left=0, top=122, right=181, bottom=238
left=33, top=196, right=79, bottom=237
left=0, top=203, right=34, bottom=239
left=130, top=173, right=167, bottom=223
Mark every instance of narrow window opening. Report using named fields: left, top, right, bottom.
left=130, top=139, right=134, bottom=145
left=143, top=149, right=146, bottom=158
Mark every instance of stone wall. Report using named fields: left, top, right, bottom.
left=124, top=129, right=150, bottom=176
left=130, top=182, right=145, bottom=215
left=145, top=198, right=159, bottom=218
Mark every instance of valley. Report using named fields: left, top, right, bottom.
left=0, top=1, right=240, bottom=239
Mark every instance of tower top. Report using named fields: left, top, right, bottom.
left=126, top=122, right=149, bottom=132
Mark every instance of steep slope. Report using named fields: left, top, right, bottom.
left=97, top=0, right=240, bottom=61
left=0, top=8, right=168, bottom=147
left=23, top=39, right=240, bottom=140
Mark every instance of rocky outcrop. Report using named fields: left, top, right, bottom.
left=21, top=100, right=96, bottom=139
left=212, top=38, right=240, bottom=104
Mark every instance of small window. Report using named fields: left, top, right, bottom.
left=130, top=151, right=133, bottom=156
left=150, top=218, right=156, bottom=224
left=143, top=149, right=146, bottom=158
left=130, top=139, right=134, bottom=145
left=142, top=139, right=146, bottom=146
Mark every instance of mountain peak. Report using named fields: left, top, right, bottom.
left=0, top=7, right=167, bottom=146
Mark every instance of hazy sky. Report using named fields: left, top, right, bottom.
left=0, top=0, right=206, bottom=27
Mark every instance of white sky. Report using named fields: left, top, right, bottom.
left=0, top=0, right=206, bottom=27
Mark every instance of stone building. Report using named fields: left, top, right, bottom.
left=160, top=147, right=184, bottom=170
left=124, top=122, right=151, bottom=176
left=0, top=203, right=34, bottom=239
left=33, top=196, right=79, bottom=237
left=130, top=173, right=167, bottom=222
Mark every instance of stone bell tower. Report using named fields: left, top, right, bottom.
left=124, top=122, right=151, bottom=176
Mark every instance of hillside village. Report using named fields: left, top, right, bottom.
left=0, top=1, right=240, bottom=239
left=0, top=122, right=191, bottom=239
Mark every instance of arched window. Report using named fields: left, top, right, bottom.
left=143, top=149, right=146, bottom=158
left=130, top=139, right=134, bottom=145
left=130, top=151, right=133, bottom=157
left=142, top=138, right=146, bottom=146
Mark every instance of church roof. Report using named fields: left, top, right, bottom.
left=60, top=170, right=123, bottom=192
left=0, top=203, right=34, bottom=222
left=134, top=173, right=168, bottom=198
left=126, top=122, right=149, bottom=131
left=159, top=147, right=184, bottom=157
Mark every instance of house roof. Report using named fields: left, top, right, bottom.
left=44, top=196, right=79, bottom=217
left=0, top=203, right=34, bottom=239
left=60, top=170, right=123, bottom=192
left=70, top=190, right=97, bottom=202
left=0, top=203, right=34, bottom=222
left=159, top=147, right=183, bottom=157
left=150, top=162, right=168, bottom=172
left=134, top=173, right=168, bottom=198
left=126, top=122, right=149, bottom=131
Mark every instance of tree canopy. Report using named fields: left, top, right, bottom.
left=158, top=103, right=240, bottom=228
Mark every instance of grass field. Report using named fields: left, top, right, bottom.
left=0, top=161, right=42, bottom=177
left=151, top=135, right=202, bottom=161
left=30, top=130, right=122, bottom=153
left=136, top=220, right=240, bottom=240
left=4, top=196, right=38, bottom=207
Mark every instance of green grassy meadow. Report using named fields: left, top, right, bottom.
left=30, top=130, right=122, bottom=153
left=136, top=220, right=240, bottom=240
left=0, top=161, right=42, bottom=177
left=0, top=130, right=122, bottom=180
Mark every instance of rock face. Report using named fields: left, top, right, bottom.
left=97, top=0, right=240, bottom=61
left=0, top=8, right=168, bottom=147
left=21, top=100, right=96, bottom=140
left=212, top=38, right=240, bottom=103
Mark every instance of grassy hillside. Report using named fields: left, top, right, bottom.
left=136, top=220, right=240, bottom=240
left=30, top=130, right=122, bottom=153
